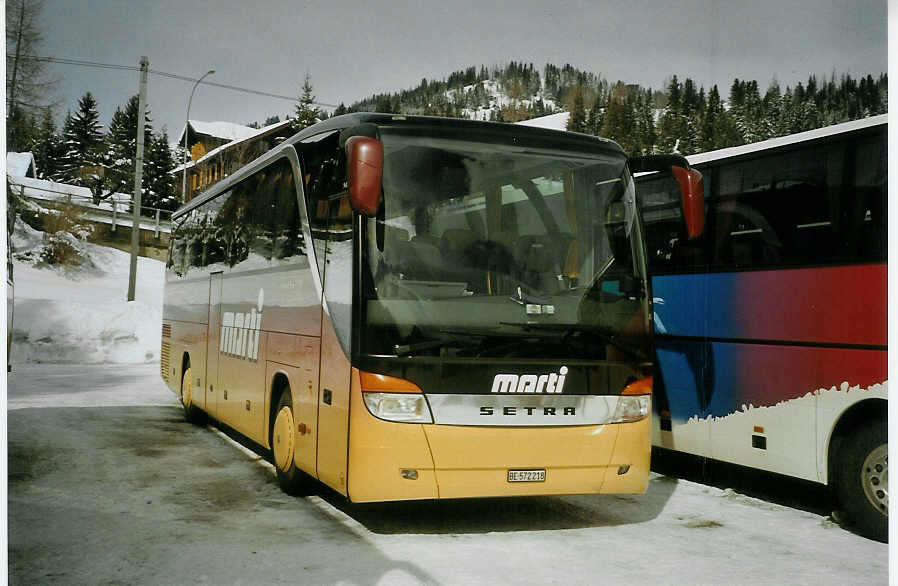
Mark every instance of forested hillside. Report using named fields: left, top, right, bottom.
left=337, top=61, right=887, bottom=156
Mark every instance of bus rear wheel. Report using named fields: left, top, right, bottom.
left=271, top=390, right=307, bottom=495
left=835, top=421, right=887, bottom=542
left=180, top=365, right=204, bottom=425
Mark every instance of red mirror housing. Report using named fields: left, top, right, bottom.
left=345, top=136, right=383, bottom=216
left=671, top=166, right=705, bottom=239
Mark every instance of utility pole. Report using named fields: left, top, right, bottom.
left=127, top=56, right=149, bottom=301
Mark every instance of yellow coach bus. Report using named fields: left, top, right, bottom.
left=161, top=113, right=703, bottom=501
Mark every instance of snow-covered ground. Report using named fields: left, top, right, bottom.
left=9, top=217, right=165, bottom=365
left=7, top=363, right=888, bottom=584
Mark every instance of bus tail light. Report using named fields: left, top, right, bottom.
left=360, top=371, right=434, bottom=424
left=609, top=377, right=652, bottom=423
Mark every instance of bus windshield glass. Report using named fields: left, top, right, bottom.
left=360, top=126, right=649, bottom=361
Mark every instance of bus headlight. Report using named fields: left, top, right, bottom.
left=609, top=395, right=650, bottom=423
left=363, top=392, right=434, bottom=424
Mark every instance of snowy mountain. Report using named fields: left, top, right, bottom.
left=340, top=63, right=887, bottom=156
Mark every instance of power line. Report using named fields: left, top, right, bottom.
left=9, top=54, right=339, bottom=108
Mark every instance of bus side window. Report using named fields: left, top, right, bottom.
left=845, top=135, right=886, bottom=262
left=270, top=160, right=303, bottom=262
left=710, top=147, right=836, bottom=270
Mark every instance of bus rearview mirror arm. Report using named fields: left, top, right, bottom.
left=630, top=154, right=705, bottom=239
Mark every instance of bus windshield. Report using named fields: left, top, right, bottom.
left=360, top=127, right=649, bottom=361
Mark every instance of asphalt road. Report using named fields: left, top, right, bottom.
left=7, top=364, right=888, bottom=585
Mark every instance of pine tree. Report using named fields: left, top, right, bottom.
left=634, top=88, right=657, bottom=154
left=760, top=81, right=781, bottom=139
left=60, top=92, right=104, bottom=186
left=101, top=94, right=153, bottom=200
left=658, top=76, right=688, bottom=152
left=30, top=107, right=65, bottom=180
left=143, top=130, right=179, bottom=214
left=699, top=85, right=740, bottom=151
left=566, top=87, right=588, bottom=133
left=293, top=73, right=320, bottom=130
left=586, top=94, right=604, bottom=136
left=699, top=85, right=721, bottom=151
left=600, top=83, right=637, bottom=154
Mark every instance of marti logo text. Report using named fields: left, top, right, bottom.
left=221, top=289, right=264, bottom=361
left=490, top=366, right=568, bottom=393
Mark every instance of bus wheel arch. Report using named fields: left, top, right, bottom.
left=268, top=373, right=307, bottom=495
left=827, top=398, right=887, bottom=542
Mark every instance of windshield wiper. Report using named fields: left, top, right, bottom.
left=499, top=322, right=646, bottom=361
left=393, top=331, right=495, bottom=357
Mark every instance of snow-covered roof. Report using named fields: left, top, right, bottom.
left=516, top=112, right=570, bottom=131
left=172, top=118, right=295, bottom=174
left=7, top=152, right=36, bottom=178
left=686, top=114, right=887, bottom=166
left=178, top=120, right=261, bottom=145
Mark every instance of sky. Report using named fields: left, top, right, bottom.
left=33, top=0, right=889, bottom=142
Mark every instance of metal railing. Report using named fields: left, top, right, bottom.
left=8, top=178, right=174, bottom=238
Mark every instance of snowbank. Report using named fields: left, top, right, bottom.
left=7, top=151, right=36, bottom=177
left=10, top=217, right=165, bottom=365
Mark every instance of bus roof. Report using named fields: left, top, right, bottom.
left=685, top=114, right=887, bottom=167
left=282, top=112, right=625, bottom=155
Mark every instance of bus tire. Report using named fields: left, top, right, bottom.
left=835, top=420, right=887, bottom=542
left=271, top=390, right=307, bottom=495
left=180, top=364, right=204, bottom=425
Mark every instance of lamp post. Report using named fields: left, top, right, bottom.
left=182, top=69, right=215, bottom=202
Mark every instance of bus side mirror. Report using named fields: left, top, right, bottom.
left=345, top=136, right=383, bottom=217
left=671, top=166, right=704, bottom=239
left=630, top=154, right=705, bottom=240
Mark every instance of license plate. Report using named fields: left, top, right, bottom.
left=507, top=469, right=546, bottom=482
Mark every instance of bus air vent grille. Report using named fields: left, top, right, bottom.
left=161, top=323, right=172, bottom=338
left=160, top=341, right=171, bottom=381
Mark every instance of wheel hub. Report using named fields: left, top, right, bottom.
left=182, top=368, right=193, bottom=408
left=272, top=406, right=295, bottom=472
left=861, top=443, right=888, bottom=516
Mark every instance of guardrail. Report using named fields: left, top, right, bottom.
left=8, top=177, right=174, bottom=238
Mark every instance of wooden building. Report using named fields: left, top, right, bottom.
left=176, top=119, right=297, bottom=202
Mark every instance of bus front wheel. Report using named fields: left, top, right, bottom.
left=835, top=421, right=887, bottom=542
left=271, top=390, right=307, bottom=495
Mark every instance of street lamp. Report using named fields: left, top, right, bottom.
left=182, top=69, right=215, bottom=202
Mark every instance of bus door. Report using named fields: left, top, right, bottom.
left=205, top=271, right=223, bottom=418
left=314, top=194, right=353, bottom=496
left=637, top=171, right=713, bottom=458
left=651, top=273, right=713, bottom=458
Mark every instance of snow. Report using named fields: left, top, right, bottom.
left=7, top=358, right=888, bottom=583
left=7, top=151, right=36, bottom=177
left=10, top=216, right=165, bottom=365
left=8, top=175, right=131, bottom=211
left=516, top=111, right=571, bottom=131
left=183, top=119, right=260, bottom=143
